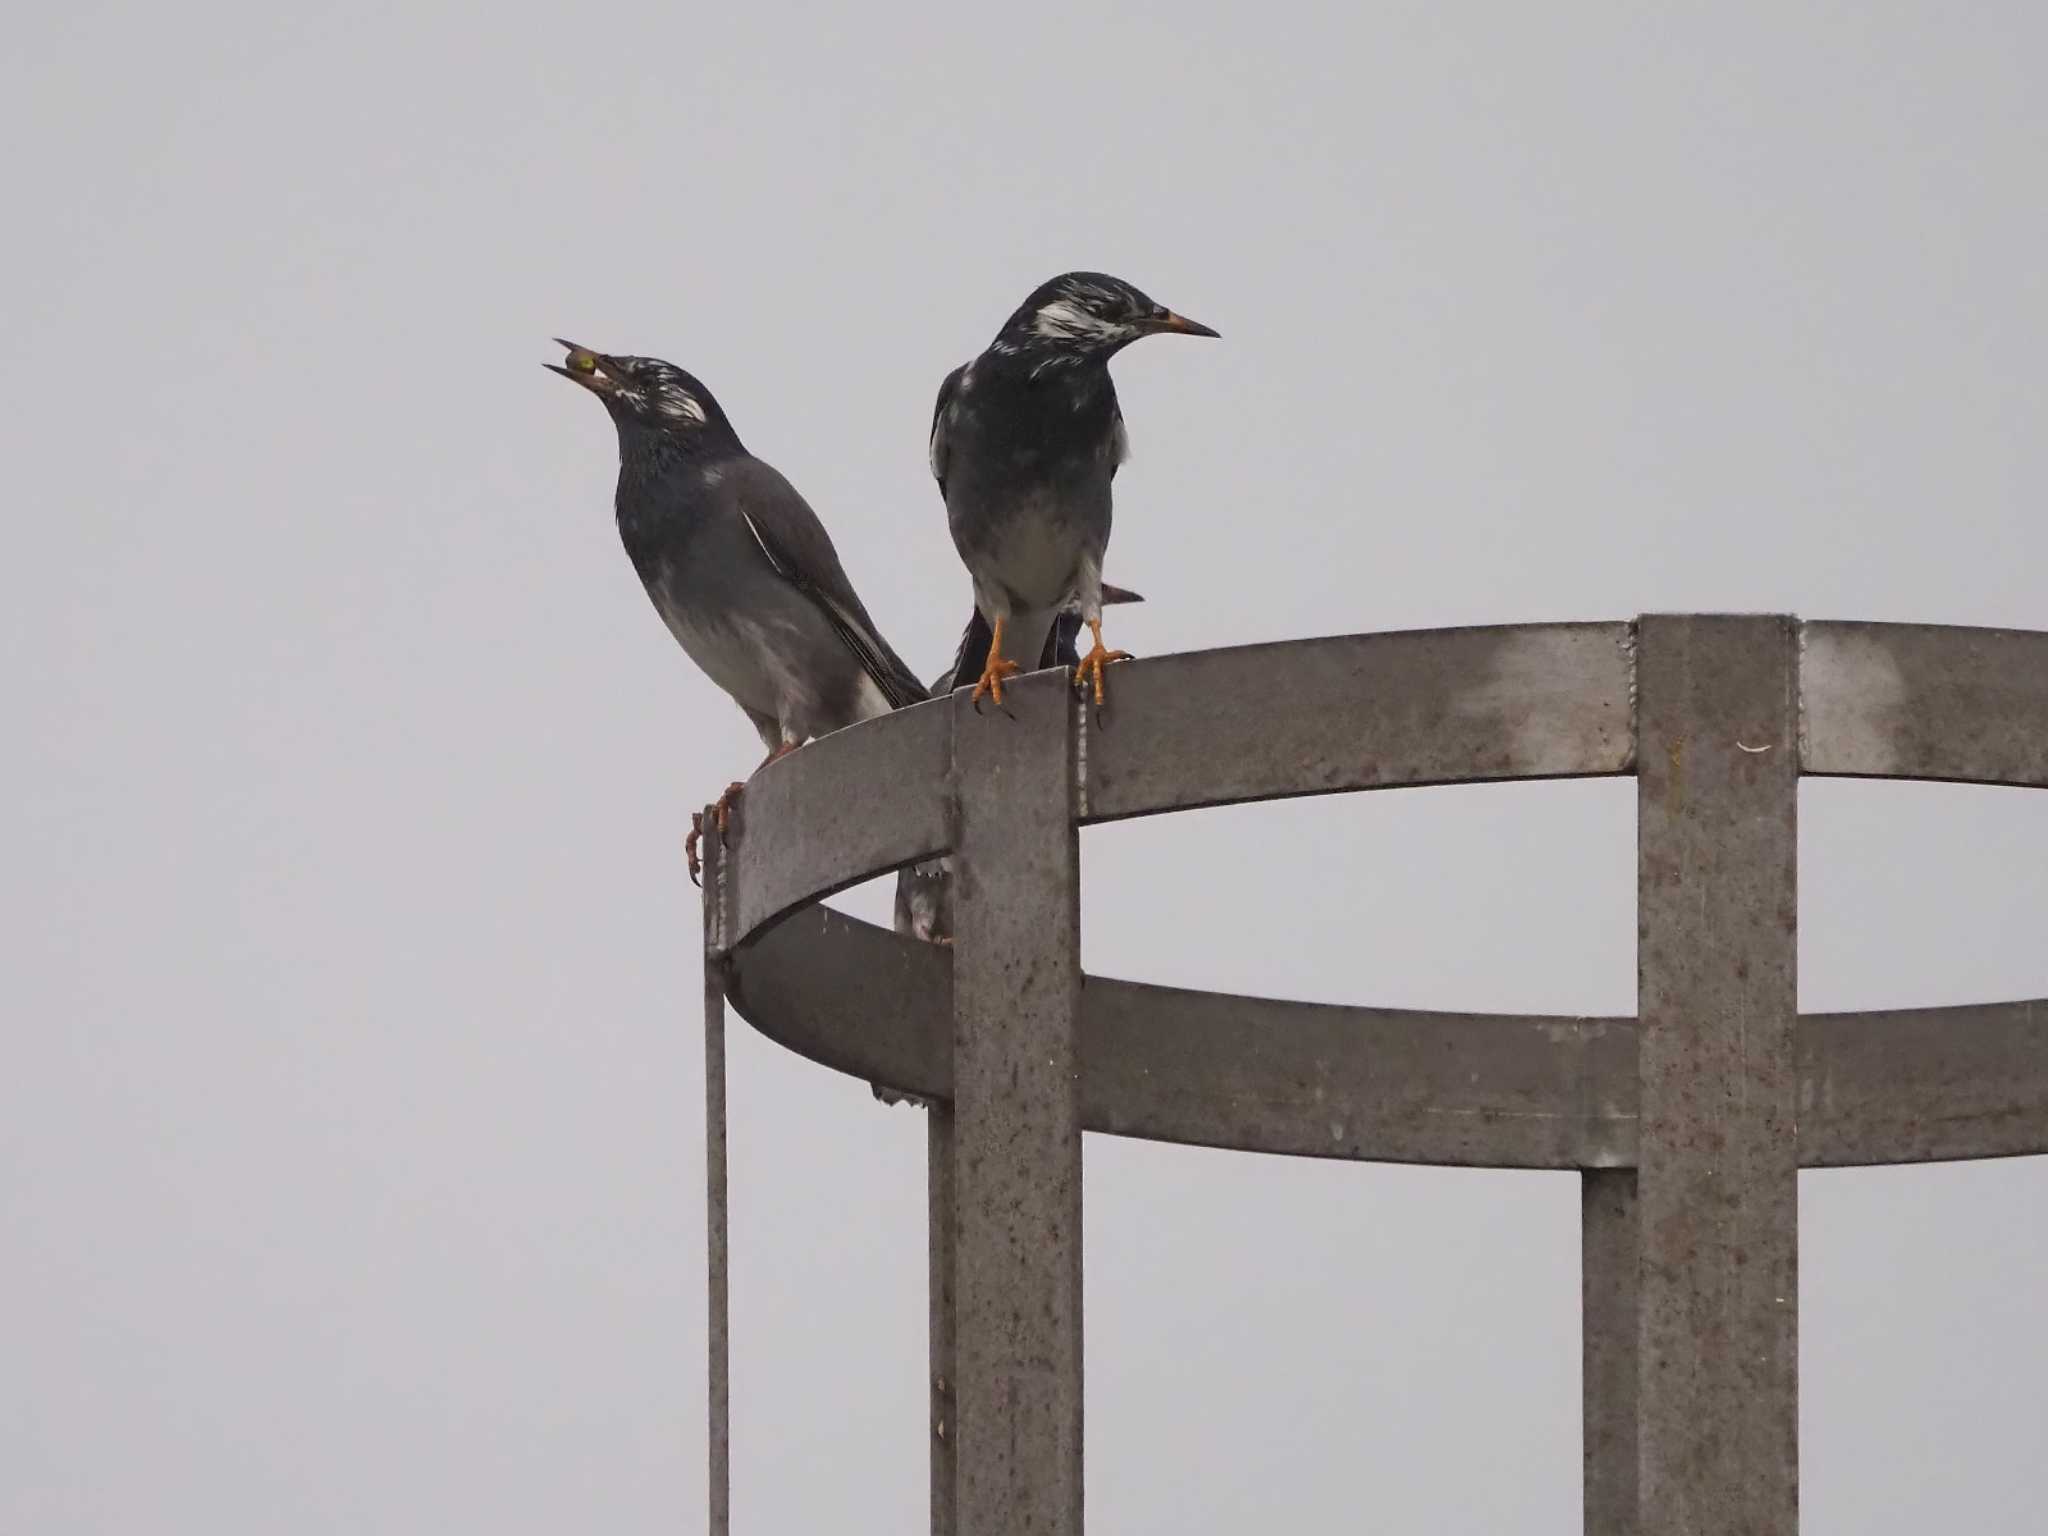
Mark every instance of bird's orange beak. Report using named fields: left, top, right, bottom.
left=1144, top=311, right=1219, bottom=339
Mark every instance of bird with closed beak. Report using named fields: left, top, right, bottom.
left=549, top=342, right=927, bottom=878
left=931, top=272, right=1215, bottom=709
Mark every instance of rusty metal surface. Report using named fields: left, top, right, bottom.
left=1080, top=974, right=1635, bottom=1168
left=1081, top=622, right=1637, bottom=822
left=1802, top=620, right=2048, bottom=786
left=1634, top=614, right=1800, bottom=1534
left=1801, top=999, right=2048, bottom=1165
left=1581, top=1170, right=1637, bottom=1536
left=700, top=830, right=731, bottom=1536
left=944, top=674, right=1084, bottom=1535
left=713, top=619, right=2048, bottom=957
left=716, top=625, right=1640, bottom=954
left=698, top=612, right=2048, bottom=1536
left=927, top=1107, right=956, bottom=1536
left=726, top=904, right=951, bottom=1099
left=719, top=696, right=951, bottom=946
left=729, top=908, right=1632, bottom=1168
left=726, top=906, right=2048, bottom=1168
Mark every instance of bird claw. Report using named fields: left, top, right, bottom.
left=970, top=655, right=1021, bottom=712
left=686, top=781, right=749, bottom=884
left=1071, top=630, right=1132, bottom=708
left=714, top=781, right=744, bottom=831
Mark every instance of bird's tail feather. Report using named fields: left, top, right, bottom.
left=812, top=604, right=928, bottom=712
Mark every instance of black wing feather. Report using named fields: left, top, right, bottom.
left=727, top=460, right=928, bottom=710
left=929, top=363, right=966, bottom=499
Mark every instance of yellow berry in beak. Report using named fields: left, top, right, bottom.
left=569, top=349, right=598, bottom=374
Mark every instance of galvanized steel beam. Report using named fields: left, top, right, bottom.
left=1081, top=622, right=1637, bottom=820
left=718, top=630, right=1642, bottom=944
left=700, top=825, right=731, bottom=1536
left=725, top=908, right=2048, bottom=1168
left=1634, top=614, right=1800, bottom=1534
left=945, top=673, right=1084, bottom=1535
left=1801, top=620, right=2048, bottom=786
left=717, top=623, right=2048, bottom=958
left=726, top=697, right=952, bottom=940
left=928, top=1106, right=956, bottom=1536
left=1800, top=999, right=2048, bottom=1164
left=696, top=614, right=2048, bottom=1536
left=1582, top=1169, right=1638, bottom=1536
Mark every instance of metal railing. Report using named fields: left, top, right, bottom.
left=698, top=614, right=2048, bottom=1535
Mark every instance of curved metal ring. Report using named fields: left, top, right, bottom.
left=729, top=906, right=2048, bottom=1168
left=711, top=617, right=2048, bottom=1169
left=717, top=622, right=1639, bottom=943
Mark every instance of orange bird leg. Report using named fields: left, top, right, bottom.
left=1071, top=618, right=1132, bottom=706
left=687, top=737, right=801, bottom=881
left=970, top=614, right=1022, bottom=708
left=685, top=811, right=707, bottom=885
left=712, top=779, right=747, bottom=831
left=686, top=776, right=753, bottom=883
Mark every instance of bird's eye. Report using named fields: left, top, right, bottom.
left=569, top=350, right=598, bottom=374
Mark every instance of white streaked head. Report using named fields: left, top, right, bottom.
left=989, top=271, right=1216, bottom=362
left=550, top=344, right=743, bottom=449
left=1031, top=294, right=1131, bottom=344
left=617, top=359, right=708, bottom=424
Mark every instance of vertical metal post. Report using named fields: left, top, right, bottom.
left=1634, top=615, right=1799, bottom=1534
left=928, top=1106, right=957, bottom=1536
left=946, top=676, right=1085, bottom=1535
left=1581, top=1169, right=1637, bottom=1535
left=701, top=824, right=731, bottom=1536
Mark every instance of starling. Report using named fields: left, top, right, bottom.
left=549, top=342, right=926, bottom=876
left=931, top=272, right=1214, bottom=709
left=892, top=585, right=1143, bottom=944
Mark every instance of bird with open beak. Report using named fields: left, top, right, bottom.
left=549, top=341, right=927, bottom=878
left=929, top=272, right=1215, bottom=709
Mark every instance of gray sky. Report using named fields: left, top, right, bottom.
left=5, top=3, right=2046, bottom=1531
